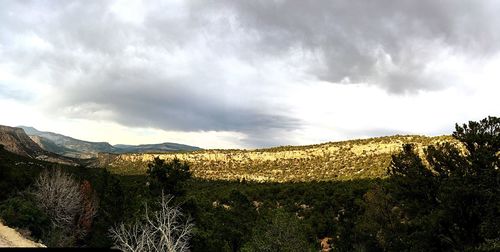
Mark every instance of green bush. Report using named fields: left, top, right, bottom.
left=242, top=209, right=314, bottom=252
left=0, top=194, right=50, bottom=239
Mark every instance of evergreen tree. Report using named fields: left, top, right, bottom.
left=383, top=116, right=500, bottom=250
left=146, top=157, right=191, bottom=197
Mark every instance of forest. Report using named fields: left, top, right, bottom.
left=0, top=116, right=498, bottom=251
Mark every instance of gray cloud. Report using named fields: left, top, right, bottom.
left=54, top=70, right=300, bottom=132
left=215, top=0, right=500, bottom=93
left=1, top=0, right=499, bottom=147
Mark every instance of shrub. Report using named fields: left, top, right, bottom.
left=0, top=194, right=50, bottom=239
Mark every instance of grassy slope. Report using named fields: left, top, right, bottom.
left=105, top=135, right=459, bottom=182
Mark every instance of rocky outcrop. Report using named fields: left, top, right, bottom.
left=0, top=125, right=46, bottom=158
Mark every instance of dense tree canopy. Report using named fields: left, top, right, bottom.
left=360, top=116, right=500, bottom=251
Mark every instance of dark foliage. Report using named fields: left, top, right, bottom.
left=359, top=116, right=500, bottom=251
left=85, top=169, right=125, bottom=247
left=0, top=193, right=50, bottom=239
left=146, top=157, right=191, bottom=197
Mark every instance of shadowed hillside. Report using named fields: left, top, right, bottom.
left=20, top=126, right=117, bottom=159
left=0, top=126, right=46, bottom=158
left=0, top=126, right=76, bottom=165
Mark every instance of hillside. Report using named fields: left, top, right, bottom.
left=19, top=126, right=202, bottom=158
left=0, top=126, right=76, bottom=165
left=99, top=135, right=462, bottom=182
left=20, top=126, right=116, bottom=159
left=0, top=126, right=46, bottom=158
left=114, top=142, right=202, bottom=153
left=28, top=135, right=84, bottom=158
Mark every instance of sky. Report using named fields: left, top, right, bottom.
left=1, top=0, right=500, bottom=149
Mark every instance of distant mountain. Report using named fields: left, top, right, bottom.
left=18, top=126, right=202, bottom=159
left=114, top=142, right=202, bottom=153
left=28, top=135, right=85, bottom=158
left=20, top=126, right=117, bottom=159
left=0, top=125, right=76, bottom=165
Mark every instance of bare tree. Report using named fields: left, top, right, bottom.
left=33, top=169, right=83, bottom=229
left=109, top=219, right=154, bottom=252
left=109, top=194, right=194, bottom=252
left=33, top=169, right=99, bottom=246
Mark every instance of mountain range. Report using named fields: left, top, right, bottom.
left=0, top=125, right=76, bottom=165
left=0, top=126, right=201, bottom=159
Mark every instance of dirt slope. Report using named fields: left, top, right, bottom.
left=0, top=221, right=45, bottom=248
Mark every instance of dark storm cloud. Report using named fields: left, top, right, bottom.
left=55, top=70, right=300, bottom=133
left=1, top=0, right=499, bottom=146
left=213, top=0, right=500, bottom=93
left=0, top=0, right=302, bottom=145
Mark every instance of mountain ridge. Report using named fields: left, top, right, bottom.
left=0, top=125, right=76, bottom=165
left=98, top=134, right=462, bottom=182
left=18, top=126, right=202, bottom=158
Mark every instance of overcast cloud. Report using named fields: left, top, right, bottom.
left=1, top=0, right=500, bottom=148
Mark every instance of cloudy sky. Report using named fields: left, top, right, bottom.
left=1, top=0, right=499, bottom=149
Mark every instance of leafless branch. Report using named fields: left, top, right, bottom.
left=109, top=193, right=193, bottom=252
left=32, top=169, right=99, bottom=246
left=33, top=169, right=83, bottom=229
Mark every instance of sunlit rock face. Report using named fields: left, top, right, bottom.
left=99, top=135, right=462, bottom=182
